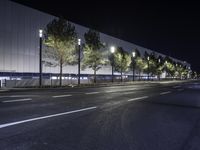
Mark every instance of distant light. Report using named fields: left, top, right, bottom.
left=165, top=61, right=168, bottom=64
left=110, top=46, right=115, bottom=53
left=176, top=63, right=178, bottom=66
left=158, top=59, right=160, bottom=63
left=39, top=29, right=43, bottom=38
left=147, top=56, right=150, bottom=61
left=132, top=51, right=136, bottom=58
left=78, top=38, right=81, bottom=46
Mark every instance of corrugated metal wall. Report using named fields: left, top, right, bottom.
left=0, top=0, right=189, bottom=76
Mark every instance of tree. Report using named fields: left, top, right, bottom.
left=135, top=57, right=146, bottom=80
left=44, top=18, right=77, bottom=86
left=82, top=29, right=105, bottom=83
left=156, top=55, right=165, bottom=80
left=130, top=48, right=142, bottom=80
left=112, top=47, right=131, bottom=82
left=148, top=52, right=158, bottom=77
left=164, top=56, right=176, bottom=78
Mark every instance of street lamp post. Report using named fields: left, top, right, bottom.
left=39, top=29, right=43, bottom=87
left=147, top=56, right=150, bottom=81
left=158, top=58, right=161, bottom=80
left=78, top=39, right=81, bottom=85
left=165, top=61, right=168, bottom=79
left=132, top=51, right=136, bottom=81
left=110, top=46, right=115, bottom=83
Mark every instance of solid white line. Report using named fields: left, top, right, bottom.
left=0, top=106, right=97, bottom=129
left=52, top=95, right=72, bottom=98
left=128, top=96, right=149, bottom=102
left=85, top=92, right=100, bottom=95
left=2, top=98, right=32, bottom=103
left=160, top=91, right=171, bottom=95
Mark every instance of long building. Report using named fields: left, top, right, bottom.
left=0, top=0, right=190, bottom=87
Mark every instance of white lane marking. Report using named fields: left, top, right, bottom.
left=173, top=86, right=181, bottom=88
left=0, top=95, right=34, bottom=98
left=160, top=91, right=171, bottom=95
left=10, top=95, right=35, bottom=98
left=2, top=98, right=32, bottom=103
left=177, top=89, right=184, bottom=91
left=52, top=95, right=72, bottom=98
left=128, top=96, right=149, bottom=102
left=85, top=92, right=100, bottom=95
left=0, top=106, right=97, bottom=129
left=105, top=88, right=136, bottom=93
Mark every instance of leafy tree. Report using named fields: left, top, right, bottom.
left=164, top=56, right=176, bottom=78
left=44, top=18, right=77, bottom=86
left=113, top=47, right=131, bottom=82
left=129, top=48, right=141, bottom=80
left=143, top=51, right=150, bottom=79
left=156, top=55, right=165, bottom=80
left=148, top=52, right=158, bottom=77
left=82, top=29, right=105, bottom=83
left=135, top=57, right=146, bottom=80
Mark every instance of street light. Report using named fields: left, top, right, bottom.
left=147, top=56, right=150, bottom=81
left=78, top=38, right=81, bottom=85
left=110, top=46, right=115, bottom=83
left=39, top=29, right=43, bottom=87
left=132, top=51, right=136, bottom=81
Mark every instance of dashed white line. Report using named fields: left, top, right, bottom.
left=105, top=88, right=136, bottom=93
left=0, top=106, right=97, bottom=129
left=52, top=95, right=72, bottom=98
left=173, top=86, right=181, bottom=88
left=2, top=98, right=32, bottom=103
left=128, top=96, right=149, bottom=102
left=85, top=92, right=100, bottom=95
left=160, top=91, right=171, bottom=95
left=10, top=95, right=35, bottom=98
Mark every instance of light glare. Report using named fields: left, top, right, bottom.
left=110, top=46, right=115, bottom=53
left=39, top=29, right=43, bottom=37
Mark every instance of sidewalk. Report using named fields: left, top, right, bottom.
left=0, top=79, right=196, bottom=92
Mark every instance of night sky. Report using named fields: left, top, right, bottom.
left=13, top=0, right=200, bottom=72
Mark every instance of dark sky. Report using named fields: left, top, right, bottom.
left=13, top=0, right=200, bottom=72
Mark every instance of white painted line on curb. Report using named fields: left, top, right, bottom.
left=160, top=91, right=171, bottom=95
left=52, top=95, right=72, bottom=98
left=128, top=96, right=149, bottom=102
left=0, top=106, right=97, bottom=129
left=2, top=98, right=32, bottom=103
left=85, top=92, right=100, bottom=95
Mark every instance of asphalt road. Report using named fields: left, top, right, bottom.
left=0, top=80, right=200, bottom=150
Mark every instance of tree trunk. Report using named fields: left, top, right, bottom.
left=139, top=71, right=141, bottom=81
left=94, top=70, right=96, bottom=83
left=59, top=58, right=63, bottom=87
left=121, top=70, right=123, bottom=82
left=158, top=74, right=160, bottom=81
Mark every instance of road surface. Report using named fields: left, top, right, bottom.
left=0, top=81, right=200, bottom=150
